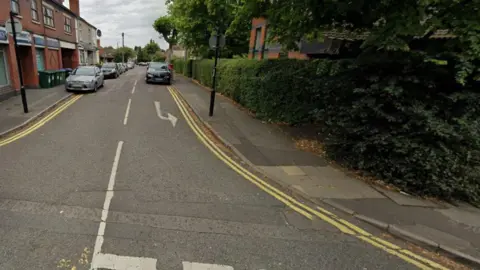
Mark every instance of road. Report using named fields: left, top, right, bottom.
left=0, top=67, right=425, bottom=269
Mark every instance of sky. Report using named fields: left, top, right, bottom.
left=64, top=0, right=169, bottom=49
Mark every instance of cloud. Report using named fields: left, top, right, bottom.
left=76, top=0, right=169, bottom=49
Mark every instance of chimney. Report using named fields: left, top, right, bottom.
left=69, top=0, right=80, bottom=16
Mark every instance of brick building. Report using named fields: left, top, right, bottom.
left=249, top=18, right=457, bottom=61
left=248, top=18, right=309, bottom=60
left=0, top=0, right=82, bottom=100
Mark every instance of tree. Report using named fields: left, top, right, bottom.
left=153, top=16, right=178, bottom=61
left=113, top=47, right=135, bottom=62
left=136, top=47, right=150, bottom=62
left=167, top=0, right=250, bottom=58
left=144, top=39, right=160, bottom=56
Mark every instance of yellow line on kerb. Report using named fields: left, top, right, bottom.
left=167, top=86, right=449, bottom=270
left=0, top=95, right=82, bottom=147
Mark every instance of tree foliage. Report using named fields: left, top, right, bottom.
left=136, top=47, right=150, bottom=62
left=153, top=16, right=178, bottom=49
left=144, top=39, right=161, bottom=56
left=243, top=0, right=480, bottom=81
left=113, top=47, right=135, bottom=62
left=166, top=0, right=250, bottom=58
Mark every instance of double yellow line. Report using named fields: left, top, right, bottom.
left=167, top=86, right=449, bottom=270
left=0, top=95, right=82, bottom=147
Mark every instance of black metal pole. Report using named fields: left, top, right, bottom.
left=10, top=12, right=28, bottom=113
left=122, top=32, right=125, bottom=63
left=208, top=31, right=220, bottom=117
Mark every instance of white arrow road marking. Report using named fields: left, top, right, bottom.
left=154, top=101, right=178, bottom=127
left=182, top=262, right=234, bottom=270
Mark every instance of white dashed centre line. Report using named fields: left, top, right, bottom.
left=123, top=98, right=132, bottom=125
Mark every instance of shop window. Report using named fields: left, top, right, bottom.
left=0, top=49, right=9, bottom=86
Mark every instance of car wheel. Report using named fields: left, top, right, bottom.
left=93, top=83, right=98, bottom=92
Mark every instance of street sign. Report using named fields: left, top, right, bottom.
left=209, top=35, right=225, bottom=49
left=5, top=17, right=22, bottom=34
left=96, top=29, right=102, bottom=37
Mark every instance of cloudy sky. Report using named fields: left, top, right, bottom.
left=64, top=0, right=169, bottom=49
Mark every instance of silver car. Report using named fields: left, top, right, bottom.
left=65, top=66, right=104, bottom=92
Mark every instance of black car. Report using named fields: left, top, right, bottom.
left=101, top=63, right=119, bottom=79
left=145, top=62, right=172, bottom=85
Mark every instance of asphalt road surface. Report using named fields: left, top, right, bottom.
left=0, top=67, right=421, bottom=270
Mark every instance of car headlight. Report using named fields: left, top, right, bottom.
left=147, top=74, right=153, bottom=78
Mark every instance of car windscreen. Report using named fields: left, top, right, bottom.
left=72, top=68, right=95, bottom=76
left=148, top=63, right=168, bottom=70
left=102, top=64, right=116, bottom=68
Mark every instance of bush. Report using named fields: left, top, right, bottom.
left=192, top=60, right=214, bottom=87
left=172, top=59, right=193, bottom=77
left=189, top=56, right=480, bottom=203
left=172, top=59, right=185, bottom=74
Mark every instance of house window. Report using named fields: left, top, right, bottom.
left=43, top=6, right=54, bottom=27
left=64, top=17, right=72, bottom=33
left=253, top=27, right=262, bottom=58
left=11, top=0, right=20, bottom=14
left=31, top=1, right=39, bottom=21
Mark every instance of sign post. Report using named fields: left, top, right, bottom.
left=7, top=12, right=28, bottom=113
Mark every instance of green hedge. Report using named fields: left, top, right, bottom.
left=172, top=59, right=193, bottom=77
left=187, top=57, right=480, bottom=204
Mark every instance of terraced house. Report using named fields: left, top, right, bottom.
left=0, top=0, right=98, bottom=101
left=77, top=16, right=98, bottom=65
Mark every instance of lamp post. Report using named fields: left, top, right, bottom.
left=9, top=11, right=28, bottom=113
left=122, top=32, right=125, bottom=63
left=208, top=28, right=221, bottom=117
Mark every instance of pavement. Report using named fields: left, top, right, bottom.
left=0, top=85, right=72, bottom=136
left=0, top=67, right=465, bottom=270
left=172, top=75, right=480, bottom=267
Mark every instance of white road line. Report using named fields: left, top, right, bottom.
left=93, top=253, right=157, bottom=270
left=123, top=99, right=132, bottom=125
left=182, top=262, right=234, bottom=270
left=91, top=141, right=123, bottom=266
left=131, top=80, right=137, bottom=94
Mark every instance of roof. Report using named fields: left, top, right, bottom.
left=45, top=0, right=77, bottom=17
left=323, top=29, right=455, bottom=41
left=79, top=17, right=97, bottom=30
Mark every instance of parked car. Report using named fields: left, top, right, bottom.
left=127, top=62, right=134, bottom=69
left=145, top=62, right=172, bottom=85
left=122, top=63, right=128, bottom=72
left=116, top=63, right=125, bottom=74
left=65, top=66, right=104, bottom=92
left=101, top=63, right=119, bottom=79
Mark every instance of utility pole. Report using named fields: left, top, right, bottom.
left=9, top=11, right=28, bottom=113
left=208, top=28, right=221, bottom=117
left=122, top=32, right=125, bottom=63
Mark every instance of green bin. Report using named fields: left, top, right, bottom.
left=38, top=71, right=54, bottom=88
left=52, top=70, right=59, bottom=86
left=57, top=70, right=66, bottom=84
